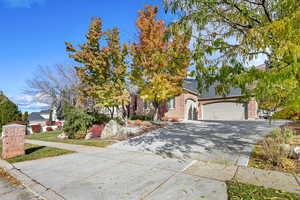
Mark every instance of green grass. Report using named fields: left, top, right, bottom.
left=227, top=181, right=300, bottom=200
left=26, top=131, right=114, bottom=148
left=0, top=143, right=74, bottom=163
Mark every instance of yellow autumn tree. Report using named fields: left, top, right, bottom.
left=65, top=18, right=129, bottom=117
left=130, top=5, right=192, bottom=120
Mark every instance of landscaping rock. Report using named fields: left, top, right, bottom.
left=279, top=144, right=292, bottom=154
left=89, top=124, right=105, bottom=137
left=57, top=132, right=68, bottom=140
left=292, top=146, right=300, bottom=159
left=85, top=132, right=94, bottom=140
left=101, top=120, right=126, bottom=139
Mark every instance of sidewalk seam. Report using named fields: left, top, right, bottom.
left=292, top=173, right=300, bottom=186
left=232, top=166, right=240, bottom=180
left=141, top=160, right=198, bottom=200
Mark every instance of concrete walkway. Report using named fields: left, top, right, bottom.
left=0, top=138, right=298, bottom=200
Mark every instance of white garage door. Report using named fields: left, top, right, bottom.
left=203, top=102, right=246, bottom=120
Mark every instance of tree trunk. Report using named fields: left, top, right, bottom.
left=107, top=107, right=115, bottom=119
left=153, top=101, right=160, bottom=121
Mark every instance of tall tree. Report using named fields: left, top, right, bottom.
left=25, top=64, right=80, bottom=114
left=65, top=18, right=129, bottom=117
left=0, top=92, right=22, bottom=129
left=131, top=5, right=192, bottom=120
left=22, top=111, right=29, bottom=122
left=164, top=0, right=300, bottom=112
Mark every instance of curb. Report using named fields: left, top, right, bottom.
left=0, top=159, right=65, bottom=200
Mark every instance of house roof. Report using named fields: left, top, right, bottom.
left=182, top=79, right=199, bottom=94
left=198, top=85, right=242, bottom=99
left=29, top=112, right=46, bottom=122
left=182, top=79, right=243, bottom=99
left=40, top=109, right=51, bottom=114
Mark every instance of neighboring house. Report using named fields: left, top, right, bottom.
left=29, top=108, right=58, bottom=125
left=28, top=112, right=47, bottom=125
left=132, top=79, right=258, bottom=121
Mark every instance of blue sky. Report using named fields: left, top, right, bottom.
left=0, top=0, right=170, bottom=112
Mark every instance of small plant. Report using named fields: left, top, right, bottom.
left=46, top=127, right=53, bottom=132
left=262, top=137, right=289, bottom=167
left=74, top=130, right=87, bottom=139
left=281, top=128, right=294, bottom=144
left=135, top=120, right=142, bottom=126
left=113, top=117, right=125, bottom=125
left=269, top=128, right=281, bottom=138
left=161, top=116, right=169, bottom=121
left=31, top=125, right=42, bottom=133
left=170, top=117, right=179, bottom=122
left=141, top=121, right=152, bottom=127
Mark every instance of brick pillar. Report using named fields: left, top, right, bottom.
left=198, top=103, right=203, bottom=120
left=247, top=98, right=258, bottom=120
left=2, top=124, right=26, bottom=159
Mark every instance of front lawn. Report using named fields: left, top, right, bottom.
left=0, top=143, right=74, bottom=163
left=26, top=131, right=115, bottom=148
left=227, top=181, right=300, bottom=200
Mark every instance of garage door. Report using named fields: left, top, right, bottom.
left=203, top=102, right=246, bottom=120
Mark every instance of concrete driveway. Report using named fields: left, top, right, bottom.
left=110, top=120, right=286, bottom=165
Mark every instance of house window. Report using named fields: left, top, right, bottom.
left=167, top=98, right=175, bottom=109
left=144, top=101, right=151, bottom=110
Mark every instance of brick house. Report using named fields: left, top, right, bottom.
left=131, top=79, right=258, bottom=121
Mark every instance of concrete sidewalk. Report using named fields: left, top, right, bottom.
left=4, top=140, right=228, bottom=200
left=0, top=170, right=40, bottom=200
left=0, top=139, right=299, bottom=200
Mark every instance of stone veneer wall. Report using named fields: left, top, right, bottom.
left=2, top=124, right=26, bottom=159
left=247, top=97, right=258, bottom=120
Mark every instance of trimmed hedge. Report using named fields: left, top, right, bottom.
left=131, top=115, right=153, bottom=121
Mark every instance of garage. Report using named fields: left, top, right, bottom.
left=203, top=102, right=246, bottom=120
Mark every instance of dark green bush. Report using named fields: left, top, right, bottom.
left=62, top=104, right=115, bottom=138
left=63, top=106, right=95, bottom=139
left=131, top=115, right=153, bottom=121
left=89, top=112, right=110, bottom=124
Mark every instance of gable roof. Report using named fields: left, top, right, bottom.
left=198, top=85, right=242, bottom=99
left=29, top=112, right=46, bottom=122
left=40, top=109, right=51, bottom=114
left=182, top=79, right=243, bottom=99
left=182, top=79, right=199, bottom=94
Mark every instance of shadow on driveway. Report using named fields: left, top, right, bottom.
left=111, top=120, right=286, bottom=164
